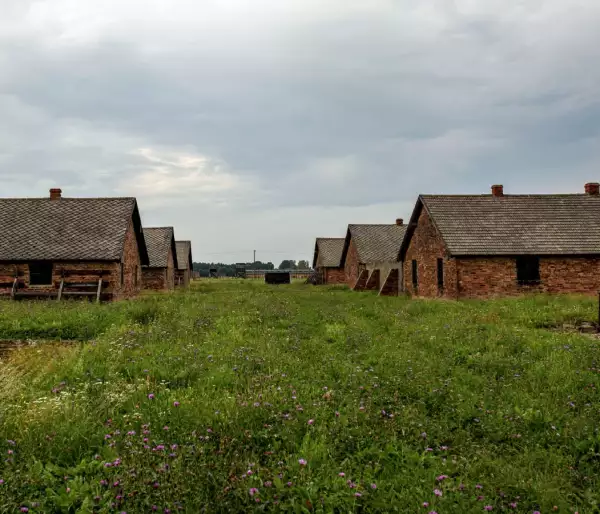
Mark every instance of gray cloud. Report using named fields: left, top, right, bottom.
left=1, top=0, right=600, bottom=262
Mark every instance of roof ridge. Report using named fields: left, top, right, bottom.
left=421, top=193, right=595, bottom=198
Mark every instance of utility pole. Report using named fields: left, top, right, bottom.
left=253, top=250, right=256, bottom=264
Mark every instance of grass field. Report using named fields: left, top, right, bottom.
left=1, top=280, right=600, bottom=513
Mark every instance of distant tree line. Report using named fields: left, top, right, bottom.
left=193, top=260, right=311, bottom=277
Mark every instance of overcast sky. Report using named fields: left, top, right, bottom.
left=1, top=1, right=599, bottom=264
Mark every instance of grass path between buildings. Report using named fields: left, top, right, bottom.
left=1, top=280, right=599, bottom=513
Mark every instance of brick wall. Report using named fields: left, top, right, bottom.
left=166, top=247, right=175, bottom=290
left=142, top=268, right=167, bottom=290
left=324, top=267, right=346, bottom=284
left=456, top=258, right=518, bottom=298
left=118, top=219, right=142, bottom=299
left=0, top=261, right=121, bottom=297
left=379, top=268, right=400, bottom=296
left=175, top=269, right=190, bottom=287
left=457, top=256, right=600, bottom=298
left=403, top=208, right=458, bottom=298
left=344, top=239, right=364, bottom=287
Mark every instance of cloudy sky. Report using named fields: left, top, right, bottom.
left=1, top=1, right=599, bottom=264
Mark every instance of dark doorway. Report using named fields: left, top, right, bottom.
left=29, top=262, right=53, bottom=285
left=437, top=258, right=444, bottom=293
left=516, top=256, right=540, bottom=285
left=411, top=260, right=418, bottom=288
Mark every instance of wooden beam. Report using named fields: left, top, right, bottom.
left=57, top=279, right=64, bottom=302
left=96, top=278, right=102, bottom=303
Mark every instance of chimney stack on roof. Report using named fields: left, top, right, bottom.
left=396, top=218, right=403, bottom=225
left=491, top=184, right=504, bottom=197
left=585, top=183, right=600, bottom=196
left=49, top=188, right=62, bottom=200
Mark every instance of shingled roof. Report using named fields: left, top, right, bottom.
left=175, top=241, right=193, bottom=270
left=0, top=194, right=148, bottom=263
left=341, top=224, right=407, bottom=266
left=401, top=192, right=600, bottom=257
left=143, top=227, right=178, bottom=269
left=313, top=238, right=344, bottom=268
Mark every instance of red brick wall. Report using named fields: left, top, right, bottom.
left=344, top=239, right=364, bottom=287
left=456, top=258, right=518, bottom=298
left=541, top=257, right=600, bottom=294
left=324, top=267, right=346, bottom=284
left=118, top=219, right=142, bottom=299
left=142, top=268, right=167, bottom=290
left=404, top=208, right=457, bottom=298
left=457, top=256, right=600, bottom=298
left=380, top=268, right=400, bottom=296
left=0, top=261, right=121, bottom=297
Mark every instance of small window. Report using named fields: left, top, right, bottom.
left=411, top=260, right=418, bottom=288
left=437, top=258, right=444, bottom=292
left=516, top=256, right=540, bottom=285
left=29, top=262, right=53, bottom=285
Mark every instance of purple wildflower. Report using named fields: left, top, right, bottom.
left=0, top=479, right=3, bottom=485
left=127, top=431, right=136, bottom=436
left=7, top=440, right=15, bottom=446
left=264, top=481, right=273, bottom=488
left=476, top=484, right=483, bottom=490
left=335, top=411, right=340, bottom=417
left=484, top=507, right=493, bottom=512
left=436, top=475, right=448, bottom=482
left=299, top=458, right=307, bottom=466
left=422, top=503, right=429, bottom=508
left=421, top=432, right=427, bottom=439
left=163, top=426, right=169, bottom=431
left=434, top=489, right=443, bottom=497
left=339, top=472, right=345, bottom=477
left=20, top=509, right=29, bottom=513
left=354, top=492, right=362, bottom=497
left=148, top=393, right=155, bottom=400
left=249, top=488, right=259, bottom=496
left=287, top=481, right=293, bottom=487
left=371, top=483, right=377, bottom=490
left=308, top=419, right=314, bottom=425
left=173, top=401, right=180, bottom=407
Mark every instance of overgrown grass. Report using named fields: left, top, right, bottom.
left=1, top=281, right=599, bottom=513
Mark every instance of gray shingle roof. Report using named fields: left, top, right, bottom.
left=343, top=224, right=407, bottom=264
left=0, top=197, right=148, bottom=263
left=143, top=227, right=178, bottom=268
left=313, top=238, right=344, bottom=268
left=175, top=241, right=192, bottom=270
left=420, top=194, right=600, bottom=255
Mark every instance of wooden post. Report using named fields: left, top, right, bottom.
left=10, top=277, right=17, bottom=300
left=57, top=279, right=64, bottom=302
left=96, top=278, right=102, bottom=303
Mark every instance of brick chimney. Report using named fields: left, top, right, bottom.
left=491, top=184, right=504, bottom=197
left=49, top=188, right=62, bottom=200
left=585, top=183, right=600, bottom=195
left=395, top=218, right=404, bottom=225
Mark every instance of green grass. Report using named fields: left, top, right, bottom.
left=1, top=281, right=599, bottom=512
